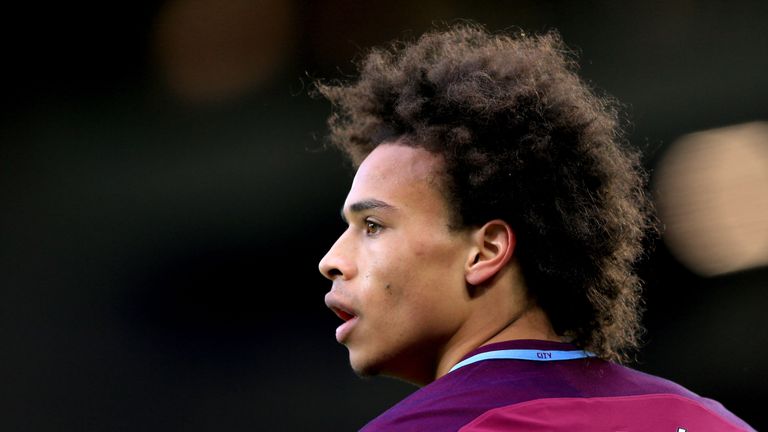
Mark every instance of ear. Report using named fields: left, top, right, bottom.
left=465, top=220, right=516, bottom=286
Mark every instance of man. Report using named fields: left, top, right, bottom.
left=317, top=24, right=754, bottom=431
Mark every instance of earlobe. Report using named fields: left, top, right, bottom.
left=465, top=220, right=515, bottom=286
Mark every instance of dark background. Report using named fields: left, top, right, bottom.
left=1, top=1, right=766, bottom=430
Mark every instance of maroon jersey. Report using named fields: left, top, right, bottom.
left=361, top=340, right=754, bottom=431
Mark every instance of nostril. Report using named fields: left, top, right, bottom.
left=328, top=268, right=343, bottom=277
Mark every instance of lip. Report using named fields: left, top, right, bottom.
left=325, top=292, right=359, bottom=343
left=334, top=316, right=359, bottom=343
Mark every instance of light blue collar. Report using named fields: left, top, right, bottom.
left=449, top=348, right=596, bottom=373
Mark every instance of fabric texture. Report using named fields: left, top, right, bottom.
left=360, top=340, right=754, bottom=431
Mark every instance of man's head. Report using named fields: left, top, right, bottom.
left=318, top=24, right=655, bottom=375
left=320, top=142, right=537, bottom=385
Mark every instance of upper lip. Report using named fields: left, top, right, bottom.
left=325, top=292, right=358, bottom=322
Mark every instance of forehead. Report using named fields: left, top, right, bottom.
left=346, top=143, right=447, bottom=210
left=357, top=143, right=441, bottom=183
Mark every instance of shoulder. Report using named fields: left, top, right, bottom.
left=361, top=359, right=754, bottom=432
left=360, top=361, right=533, bottom=431
left=458, top=393, right=755, bottom=432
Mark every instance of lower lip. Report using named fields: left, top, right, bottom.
left=336, top=316, right=359, bottom=343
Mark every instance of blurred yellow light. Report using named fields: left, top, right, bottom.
left=655, top=122, right=768, bottom=276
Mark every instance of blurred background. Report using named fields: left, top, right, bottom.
left=1, top=0, right=766, bottom=430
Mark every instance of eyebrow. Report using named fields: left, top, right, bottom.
left=340, top=199, right=397, bottom=222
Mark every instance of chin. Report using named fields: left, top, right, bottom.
left=350, top=354, right=426, bottom=385
left=352, top=365, right=382, bottom=379
left=350, top=354, right=383, bottom=378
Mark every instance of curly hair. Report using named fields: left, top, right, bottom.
left=316, top=24, right=655, bottom=362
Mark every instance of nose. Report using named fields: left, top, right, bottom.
left=318, top=230, right=356, bottom=281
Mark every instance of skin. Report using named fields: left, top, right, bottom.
left=319, top=141, right=559, bottom=386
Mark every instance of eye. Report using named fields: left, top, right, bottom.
left=365, top=219, right=383, bottom=236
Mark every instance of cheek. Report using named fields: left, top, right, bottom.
left=358, top=256, right=405, bottom=310
left=360, top=233, right=466, bottom=313
left=364, top=245, right=411, bottom=288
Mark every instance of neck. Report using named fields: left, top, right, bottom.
left=434, top=305, right=560, bottom=381
left=432, top=262, right=559, bottom=383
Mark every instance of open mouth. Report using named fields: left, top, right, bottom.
left=328, top=303, right=359, bottom=343
left=332, top=306, right=356, bottom=322
left=324, top=294, right=360, bottom=343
